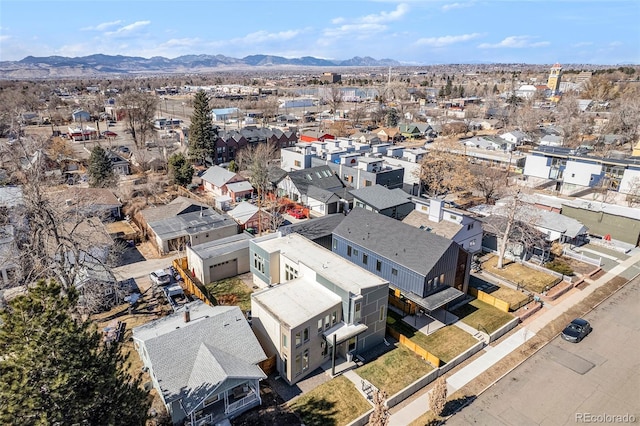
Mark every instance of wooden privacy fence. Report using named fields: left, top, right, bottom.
left=387, top=327, right=441, bottom=368
left=172, top=257, right=215, bottom=306
left=388, top=291, right=416, bottom=316
left=468, top=287, right=511, bottom=312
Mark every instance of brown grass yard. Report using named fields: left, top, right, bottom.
left=288, top=375, right=370, bottom=426
left=483, top=256, right=559, bottom=293
left=452, top=299, right=515, bottom=334
left=356, top=346, right=433, bottom=396
left=206, top=277, right=253, bottom=312
left=420, top=326, right=478, bottom=364
left=489, top=285, right=530, bottom=308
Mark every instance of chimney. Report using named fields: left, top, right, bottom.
left=183, top=306, right=190, bottom=323
left=429, top=199, right=444, bottom=223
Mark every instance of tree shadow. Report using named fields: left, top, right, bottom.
left=292, top=397, right=339, bottom=426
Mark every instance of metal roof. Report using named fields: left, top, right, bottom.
left=148, top=209, right=236, bottom=240
left=188, top=232, right=253, bottom=260
left=333, top=207, right=456, bottom=276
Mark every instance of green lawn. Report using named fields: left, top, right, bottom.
left=419, top=326, right=478, bottom=364
left=452, top=299, right=515, bottom=334
left=205, top=277, right=253, bottom=312
left=288, top=376, right=371, bottom=426
left=356, top=346, right=433, bottom=396
left=483, top=256, right=560, bottom=293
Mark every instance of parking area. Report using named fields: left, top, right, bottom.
left=448, top=274, right=640, bottom=425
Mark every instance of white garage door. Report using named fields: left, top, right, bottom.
left=210, top=258, right=238, bottom=282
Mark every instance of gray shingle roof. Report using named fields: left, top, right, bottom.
left=280, top=213, right=346, bottom=240
left=201, top=165, right=239, bottom=188
left=140, top=196, right=209, bottom=224
left=148, top=208, right=236, bottom=240
left=333, top=207, right=455, bottom=275
left=133, top=302, right=266, bottom=415
left=350, top=185, right=411, bottom=211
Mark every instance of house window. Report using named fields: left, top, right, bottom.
left=353, top=248, right=359, bottom=256
left=331, top=311, right=337, bottom=325
left=302, top=349, right=309, bottom=372
left=364, top=180, right=372, bottom=187
left=204, top=393, right=220, bottom=407
left=325, top=314, right=331, bottom=329
left=363, top=253, right=368, bottom=265
left=295, top=331, right=302, bottom=347
left=470, top=239, right=476, bottom=246
left=354, top=302, right=361, bottom=322
left=379, top=305, right=385, bottom=322
left=450, top=214, right=457, bottom=220
left=318, top=318, right=323, bottom=334
left=440, top=273, right=445, bottom=285
left=303, top=327, right=310, bottom=343
left=348, top=337, right=356, bottom=352
left=282, top=334, right=288, bottom=349
left=253, top=253, right=265, bottom=274
left=356, top=201, right=364, bottom=208
left=391, top=268, right=398, bottom=276
left=347, top=245, right=352, bottom=256
left=294, top=160, right=301, bottom=167
left=467, top=223, right=474, bottom=230
left=333, top=240, right=338, bottom=250
left=295, top=354, right=302, bottom=376
left=376, top=260, right=382, bottom=272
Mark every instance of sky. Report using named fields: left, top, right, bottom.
left=1, top=0, right=639, bottom=65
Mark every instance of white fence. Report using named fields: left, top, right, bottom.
left=563, top=248, right=602, bottom=266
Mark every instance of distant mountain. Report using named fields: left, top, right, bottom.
left=0, top=54, right=402, bottom=78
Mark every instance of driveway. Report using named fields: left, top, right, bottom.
left=447, top=274, right=640, bottom=425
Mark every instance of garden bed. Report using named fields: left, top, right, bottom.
left=482, top=256, right=559, bottom=293
left=205, top=277, right=253, bottom=312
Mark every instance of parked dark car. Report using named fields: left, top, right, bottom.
left=561, top=318, right=592, bottom=343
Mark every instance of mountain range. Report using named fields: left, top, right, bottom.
left=0, top=54, right=402, bottom=78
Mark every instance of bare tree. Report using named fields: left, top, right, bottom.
left=120, top=91, right=158, bottom=149
left=428, top=377, right=447, bottom=417
left=471, top=164, right=506, bottom=204
left=327, top=87, right=343, bottom=117
left=414, top=140, right=474, bottom=197
left=369, top=389, right=389, bottom=426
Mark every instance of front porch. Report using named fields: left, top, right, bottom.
left=186, top=382, right=261, bottom=426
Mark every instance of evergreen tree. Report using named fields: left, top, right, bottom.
left=168, top=152, right=194, bottom=186
left=188, top=90, right=217, bottom=165
left=385, top=107, right=400, bottom=127
left=87, top=145, right=115, bottom=187
left=0, top=279, right=151, bottom=425
left=227, top=160, right=239, bottom=172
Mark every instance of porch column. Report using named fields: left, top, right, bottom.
left=331, top=333, right=337, bottom=376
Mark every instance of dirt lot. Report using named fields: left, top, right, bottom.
left=231, top=382, right=301, bottom=426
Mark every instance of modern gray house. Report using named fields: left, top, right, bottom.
left=332, top=208, right=470, bottom=313
left=249, top=233, right=389, bottom=384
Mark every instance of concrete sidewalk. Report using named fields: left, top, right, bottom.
left=387, top=251, right=640, bottom=425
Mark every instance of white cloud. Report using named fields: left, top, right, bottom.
left=609, top=41, right=623, bottom=47
left=0, top=35, right=12, bottom=43
left=478, top=36, right=550, bottom=49
left=81, top=20, right=122, bottom=31
left=237, top=30, right=301, bottom=44
left=572, top=41, right=594, bottom=47
left=416, top=32, right=483, bottom=47
left=106, top=21, right=151, bottom=36
left=442, top=2, right=474, bottom=12
left=332, top=3, right=409, bottom=25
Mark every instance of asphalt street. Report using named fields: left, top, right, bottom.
left=447, top=274, right=640, bottom=426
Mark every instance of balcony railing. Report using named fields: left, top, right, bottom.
left=226, top=389, right=258, bottom=414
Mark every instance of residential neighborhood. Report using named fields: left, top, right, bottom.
left=1, top=57, right=639, bottom=426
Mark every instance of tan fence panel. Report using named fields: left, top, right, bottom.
left=387, top=327, right=441, bottom=368
left=172, top=258, right=215, bottom=306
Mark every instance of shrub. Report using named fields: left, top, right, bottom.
left=545, top=259, right=574, bottom=276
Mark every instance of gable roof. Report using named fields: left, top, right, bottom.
left=226, top=181, right=254, bottom=193
left=280, top=213, right=346, bottom=241
left=147, top=208, right=236, bottom=240
left=228, top=201, right=259, bottom=225
left=287, top=165, right=345, bottom=193
left=139, top=196, right=209, bottom=224
left=350, top=185, right=411, bottom=211
left=201, top=165, right=240, bottom=187
left=333, top=207, right=456, bottom=276
left=133, top=302, right=266, bottom=415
